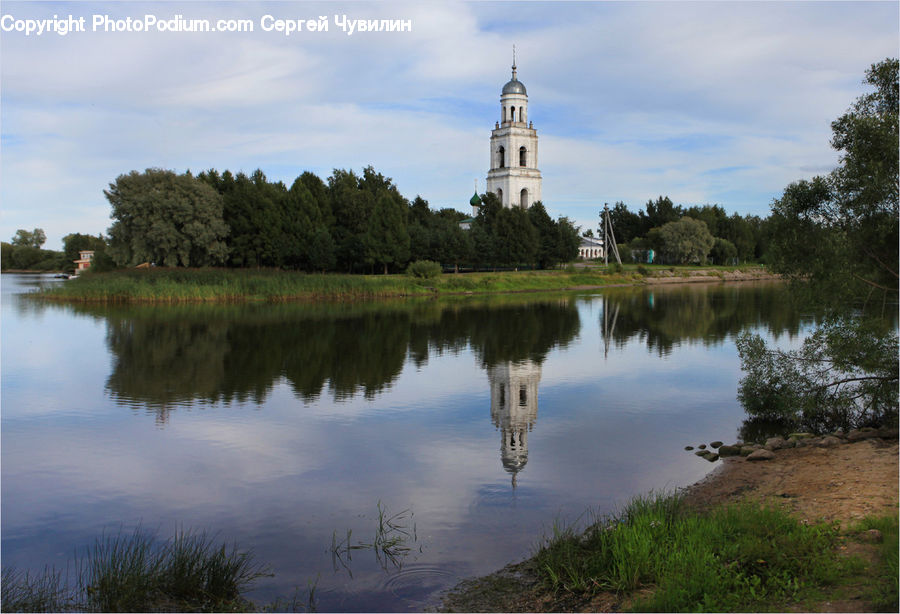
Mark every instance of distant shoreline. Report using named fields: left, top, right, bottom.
left=27, top=265, right=778, bottom=304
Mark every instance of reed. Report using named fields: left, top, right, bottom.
left=1, top=528, right=269, bottom=613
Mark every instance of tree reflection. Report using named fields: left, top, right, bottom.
left=92, top=297, right=580, bottom=421
left=599, top=282, right=809, bottom=357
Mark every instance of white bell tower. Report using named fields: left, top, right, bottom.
left=486, top=49, right=542, bottom=209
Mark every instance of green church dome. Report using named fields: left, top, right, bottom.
left=469, top=191, right=482, bottom=207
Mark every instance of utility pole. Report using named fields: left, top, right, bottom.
left=600, top=203, right=622, bottom=266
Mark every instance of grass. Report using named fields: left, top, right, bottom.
left=534, top=493, right=857, bottom=612
left=32, top=264, right=772, bottom=303
left=852, top=513, right=899, bottom=610
left=331, top=501, right=418, bottom=574
left=1, top=528, right=269, bottom=612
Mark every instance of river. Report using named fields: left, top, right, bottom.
left=1, top=273, right=806, bottom=611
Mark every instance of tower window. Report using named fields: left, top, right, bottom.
left=498, top=146, right=505, bottom=168
left=519, top=385, right=527, bottom=406
left=497, top=188, right=503, bottom=204
left=519, top=146, right=527, bottom=167
left=510, top=107, right=516, bottom=122
left=519, top=106, right=524, bottom=122
left=499, top=384, right=505, bottom=408
left=520, top=188, right=528, bottom=209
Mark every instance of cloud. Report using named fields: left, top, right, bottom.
left=1, top=1, right=897, bottom=246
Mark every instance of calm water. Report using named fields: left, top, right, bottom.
left=1, top=274, right=807, bottom=611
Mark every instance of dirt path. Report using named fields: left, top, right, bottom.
left=439, top=435, right=898, bottom=613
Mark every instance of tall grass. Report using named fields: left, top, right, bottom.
left=854, top=514, right=899, bottom=611
left=535, top=493, right=848, bottom=612
left=1, top=528, right=269, bottom=612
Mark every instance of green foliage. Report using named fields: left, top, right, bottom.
left=406, top=260, right=442, bottom=279
left=2, top=529, right=267, bottom=613
left=768, top=58, right=898, bottom=305
left=737, top=317, right=898, bottom=432
left=365, top=191, right=410, bottom=274
left=536, top=494, right=846, bottom=612
left=107, top=169, right=229, bottom=267
left=655, top=216, right=715, bottom=264
left=739, top=59, right=899, bottom=434
left=710, top=237, right=738, bottom=265
left=10, top=228, right=46, bottom=249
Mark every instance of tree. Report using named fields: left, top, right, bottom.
left=656, top=217, right=714, bottom=264
left=106, top=169, right=229, bottom=267
left=609, top=202, right=645, bottom=243
left=11, top=228, right=46, bottom=249
left=364, top=191, right=410, bottom=274
left=709, top=237, right=737, bottom=265
left=528, top=202, right=558, bottom=268
left=555, top=217, right=581, bottom=264
left=738, top=58, right=898, bottom=432
left=641, top=196, right=682, bottom=230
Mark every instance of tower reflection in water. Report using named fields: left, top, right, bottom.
left=488, top=360, right=541, bottom=488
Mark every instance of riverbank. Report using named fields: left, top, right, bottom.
left=439, top=431, right=898, bottom=613
left=31, top=265, right=776, bottom=303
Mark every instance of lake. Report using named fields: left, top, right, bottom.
left=1, top=274, right=807, bottom=611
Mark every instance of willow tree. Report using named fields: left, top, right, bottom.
left=106, top=169, right=229, bottom=267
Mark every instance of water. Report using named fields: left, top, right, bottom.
left=1, top=274, right=807, bottom=611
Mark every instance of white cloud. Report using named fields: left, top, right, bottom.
left=1, top=1, right=897, bottom=247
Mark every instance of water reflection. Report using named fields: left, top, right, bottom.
left=488, top=360, right=541, bottom=487
left=599, top=283, right=807, bottom=356
left=87, top=298, right=580, bottom=422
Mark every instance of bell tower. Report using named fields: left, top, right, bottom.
left=486, top=49, right=542, bottom=209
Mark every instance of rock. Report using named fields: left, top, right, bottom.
left=781, top=438, right=796, bottom=448
left=704, top=453, right=719, bottom=462
left=746, top=449, right=776, bottom=461
left=698, top=444, right=707, bottom=450
left=847, top=429, right=879, bottom=441
left=740, top=446, right=756, bottom=457
left=765, top=436, right=786, bottom=451
left=685, top=446, right=694, bottom=451
left=710, top=441, right=723, bottom=449
left=859, top=529, right=883, bottom=543
left=718, top=445, right=742, bottom=457
left=796, top=437, right=821, bottom=447
left=877, top=427, right=899, bottom=439
left=789, top=432, right=814, bottom=439
left=817, top=436, right=843, bottom=448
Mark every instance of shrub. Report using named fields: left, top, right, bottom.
left=406, top=260, right=442, bottom=279
left=636, top=265, right=650, bottom=276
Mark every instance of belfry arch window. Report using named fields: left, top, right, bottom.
left=498, top=146, right=505, bottom=168
left=520, top=188, right=528, bottom=209
left=510, top=107, right=516, bottom=122
left=519, top=106, right=524, bottom=122
left=502, top=106, right=507, bottom=122
left=497, top=188, right=503, bottom=203
left=519, top=146, right=527, bottom=167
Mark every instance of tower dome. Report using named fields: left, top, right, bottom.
left=502, top=75, right=527, bottom=95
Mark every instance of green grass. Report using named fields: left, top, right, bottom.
left=534, top=493, right=852, bottom=612
left=33, top=265, right=771, bottom=304
left=852, top=513, right=899, bottom=611
left=1, top=529, right=269, bottom=612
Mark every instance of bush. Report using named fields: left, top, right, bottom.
left=406, top=260, right=442, bottom=279
left=636, top=265, right=650, bottom=276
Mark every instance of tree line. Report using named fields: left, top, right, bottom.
left=99, top=165, right=581, bottom=273
left=597, top=198, right=771, bottom=265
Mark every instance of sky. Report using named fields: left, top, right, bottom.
left=1, top=1, right=897, bottom=250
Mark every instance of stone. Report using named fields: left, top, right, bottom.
left=704, top=453, right=719, bottom=462
left=684, top=446, right=694, bottom=451
left=698, top=444, right=707, bottom=450
left=740, top=446, right=756, bottom=457
left=717, top=445, right=742, bottom=457
left=710, top=441, right=723, bottom=449
left=877, top=427, right=898, bottom=439
left=858, top=529, right=883, bottom=543
left=694, top=450, right=708, bottom=457
left=765, top=436, right=786, bottom=451
left=746, top=449, right=776, bottom=461
left=789, top=432, right=814, bottom=439
left=847, top=429, right=879, bottom=441
left=817, top=436, right=843, bottom=448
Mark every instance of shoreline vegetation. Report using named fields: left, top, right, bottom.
left=27, top=264, right=777, bottom=303
left=440, top=430, right=899, bottom=613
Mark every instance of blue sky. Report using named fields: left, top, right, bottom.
left=1, top=1, right=897, bottom=250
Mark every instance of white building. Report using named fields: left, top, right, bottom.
left=578, top=235, right=605, bottom=260
left=486, top=58, right=542, bottom=209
